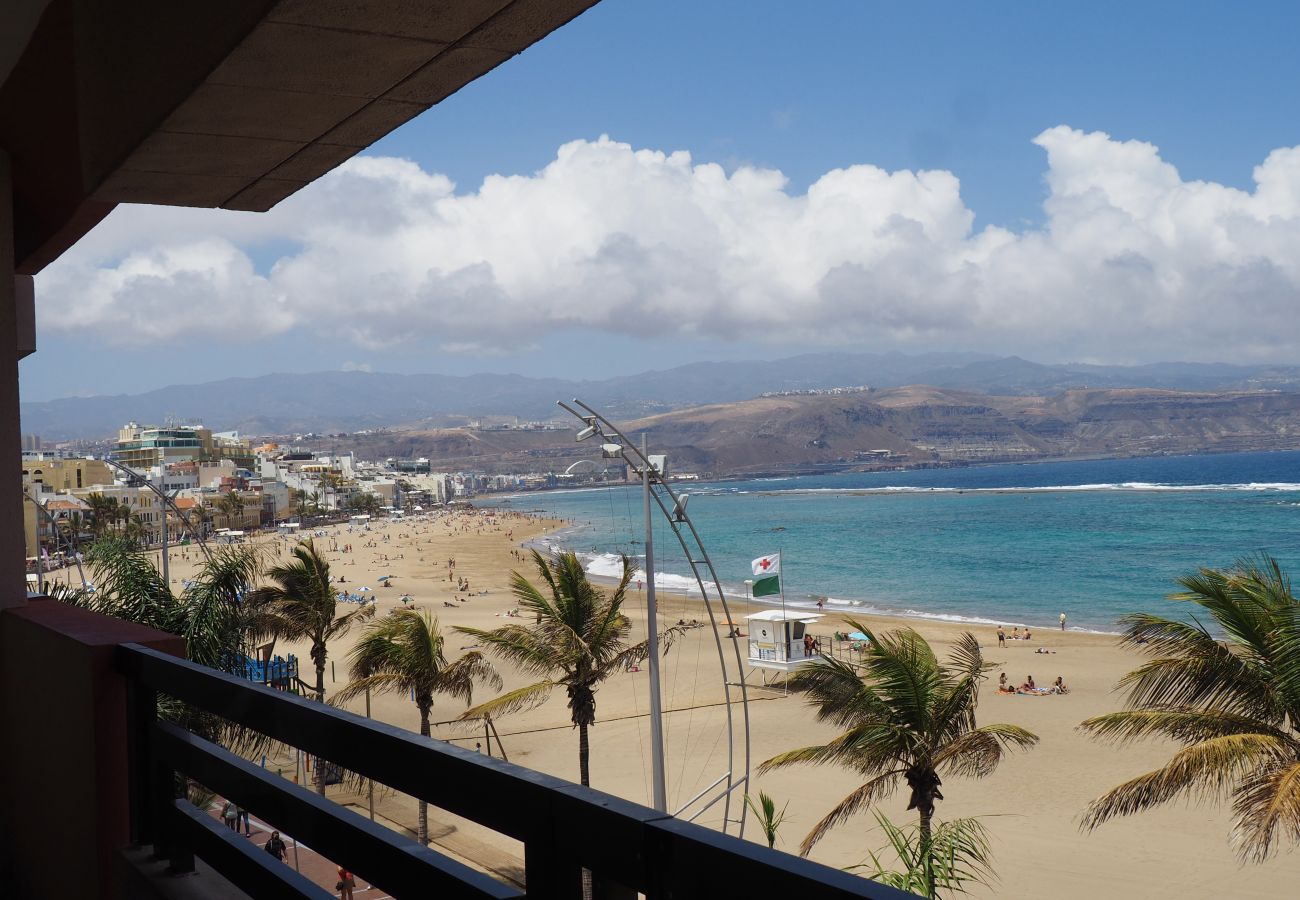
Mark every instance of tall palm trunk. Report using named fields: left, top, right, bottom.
left=907, top=764, right=942, bottom=900
left=418, top=700, right=431, bottom=845
left=918, top=806, right=935, bottom=900
left=578, top=723, right=591, bottom=787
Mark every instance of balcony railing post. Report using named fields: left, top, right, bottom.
left=523, top=824, right=583, bottom=898
left=125, top=679, right=156, bottom=848
left=138, top=697, right=195, bottom=875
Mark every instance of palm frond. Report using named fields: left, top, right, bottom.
left=1083, top=733, right=1295, bottom=830
left=1081, top=708, right=1298, bottom=747
left=851, top=812, right=996, bottom=896
left=461, top=680, right=556, bottom=721
left=332, top=673, right=410, bottom=707
left=935, top=724, right=1039, bottom=778
left=1231, top=759, right=1300, bottom=862
left=796, top=770, right=903, bottom=856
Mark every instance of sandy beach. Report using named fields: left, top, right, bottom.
left=151, top=511, right=1300, bottom=898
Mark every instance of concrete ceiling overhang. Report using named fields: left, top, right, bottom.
left=1, top=0, right=600, bottom=274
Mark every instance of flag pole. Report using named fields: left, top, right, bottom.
left=779, top=549, right=790, bottom=694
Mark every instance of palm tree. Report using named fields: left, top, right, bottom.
left=84, top=492, right=118, bottom=538
left=458, top=550, right=670, bottom=788
left=217, top=491, right=246, bottom=529
left=114, top=499, right=134, bottom=534
left=55, top=536, right=269, bottom=756
left=248, top=539, right=374, bottom=793
left=122, top=514, right=149, bottom=549
left=759, top=622, right=1037, bottom=899
left=1081, top=555, right=1300, bottom=861
left=334, top=610, right=501, bottom=844
left=65, top=535, right=263, bottom=673
left=853, top=812, right=995, bottom=898
left=251, top=539, right=375, bottom=702
left=745, top=791, right=789, bottom=850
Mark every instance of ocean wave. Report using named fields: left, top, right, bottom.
left=745, top=595, right=1117, bottom=634
left=751, top=481, right=1300, bottom=495
left=583, top=552, right=719, bottom=596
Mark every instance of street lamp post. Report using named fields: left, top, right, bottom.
left=557, top=398, right=754, bottom=836
left=639, top=432, right=667, bottom=813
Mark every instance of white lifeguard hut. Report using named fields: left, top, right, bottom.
left=745, top=609, right=825, bottom=672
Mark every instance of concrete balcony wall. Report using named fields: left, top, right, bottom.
left=0, top=598, right=184, bottom=899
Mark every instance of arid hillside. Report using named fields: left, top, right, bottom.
left=310, top=387, right=1300, bottom=477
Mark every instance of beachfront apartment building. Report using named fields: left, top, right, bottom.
left=21, top=488, right=91, bottom=562
left=116, top=422, right=255, bottom=471
left=150, top=460, right=200, bottom=493
left=72, top=483, right=163, bottom=547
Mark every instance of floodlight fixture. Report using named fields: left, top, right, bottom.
left=601, top=442, right=625, bottom=459
left=575, top=424, right=599, bottom=442
left=672, top=494, right=690, bottom=521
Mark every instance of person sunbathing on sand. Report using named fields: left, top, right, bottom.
left=997, top=673, right=1014, bottom=694
left=1011, top=626, right=1021, bottom=640
left=1034, top=647, right=1056, bottom=654
left=1019, top=675, right=1036, bottom=692
left=1052, top=676, right=1069, bottom=694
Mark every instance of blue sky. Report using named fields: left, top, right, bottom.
left=23, top=0, right=1300, bottom=401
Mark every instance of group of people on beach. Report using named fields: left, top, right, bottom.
left=998, top=672, right=1068, bottom=695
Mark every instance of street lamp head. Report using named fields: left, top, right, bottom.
left=672, top=494, right=690, bottom=521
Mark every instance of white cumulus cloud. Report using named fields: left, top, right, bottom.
left=35, top=128, right=1300, bottom=362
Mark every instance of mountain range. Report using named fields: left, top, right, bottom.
left=21, top=351, right=1300, bottom=442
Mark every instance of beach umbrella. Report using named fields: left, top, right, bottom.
left=377, top=574, right=391, bottom=581
left=357, top=586, right=372, bottom=592
left=848, top=631, right=870, bottom=642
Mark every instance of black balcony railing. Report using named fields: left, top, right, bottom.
left=116, top=642, right=916, bottom=899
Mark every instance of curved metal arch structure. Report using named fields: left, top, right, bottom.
left=563, top=458, right=600, bottom=475
left=558, top=398, right=752, bottom=838
left=102, top=457, right=214, bottom=564
left=23, top=493, right=89, bottom=592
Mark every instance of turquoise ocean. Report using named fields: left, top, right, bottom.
left=485, top=450, right=1300, bottom=633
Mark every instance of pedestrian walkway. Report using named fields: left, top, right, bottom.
left=206, top=803, right=392, bottom=899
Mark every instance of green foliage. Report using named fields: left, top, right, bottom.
left=51, top=536, right=268, bottom=753
left=248, top=538, right=375, bottom=702
left=759, top=622, right=1035, bottom=898
left=850, top=812, right=995, bottom=899
left=745, top=791, right=789, bottom=849
left=458, top=549, right=681, bottom=786
left=65, top=536, right=263, bottom=672
left=335, top=609, right=500, bottom=845
left=346, top=492, right=383, bottom=515
left=336, top=609, right=501, bottom=718
left=1081, top=554, right=1300, bottom=861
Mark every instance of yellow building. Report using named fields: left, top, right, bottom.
left=21, top=457, right=113, bottom=492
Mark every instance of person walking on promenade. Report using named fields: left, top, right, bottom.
left=337, top=866, right=355, bottom=899
left=264, top=831, right=287, bottom=862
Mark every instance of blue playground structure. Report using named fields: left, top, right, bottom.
left=236, top=653, right=299, bottom=689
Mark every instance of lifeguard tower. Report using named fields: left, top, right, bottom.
left=745, top=610, right=825, bottom=672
